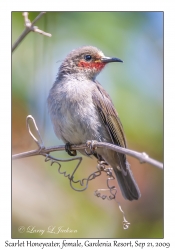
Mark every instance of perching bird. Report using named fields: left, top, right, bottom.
left=47, top=46, right=141, bottom=200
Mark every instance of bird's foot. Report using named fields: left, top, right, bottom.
left=85, top=140, right=97, bottom=156
left=65, top=142, right=77, bottom=156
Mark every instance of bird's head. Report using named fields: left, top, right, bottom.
left=58, top=46, right=123, bottom=80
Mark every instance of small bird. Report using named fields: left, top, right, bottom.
left=47, top=46, right=141, bottom=200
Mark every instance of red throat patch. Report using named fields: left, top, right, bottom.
left=78, top=60, right=106, bottom=71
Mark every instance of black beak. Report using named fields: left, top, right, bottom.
left=101, top=56, right=123, bottom=63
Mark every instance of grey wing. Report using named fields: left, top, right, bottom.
left=92, top=81, right=141, bottom=200
left=92, top=81, right=127, bottom=172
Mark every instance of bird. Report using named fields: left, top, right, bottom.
left=47, top=45, right=141, bottom=200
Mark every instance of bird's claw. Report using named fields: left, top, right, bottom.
left=85, top=140, right=97, bottom=156
left=65, top=142, right=77, bottom=156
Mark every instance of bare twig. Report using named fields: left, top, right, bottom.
left=12, top=115, right=163, bottom=170
left=12, top=12, right=51, bottom=52
left=88, top=141, right=163, bottom=169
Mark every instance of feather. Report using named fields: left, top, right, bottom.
left=92, top=81, right=141, bottom=200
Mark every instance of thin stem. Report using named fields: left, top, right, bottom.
left=12, top=12, right=51, bottom=53
left=12, top=29, right=30, bottom=52
left=31, top=12, right=46, bottom=25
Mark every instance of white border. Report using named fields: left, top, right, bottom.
left=1, top=1, right=175, bottom=248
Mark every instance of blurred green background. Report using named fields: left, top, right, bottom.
left=12, top=12, right=163, bottom=238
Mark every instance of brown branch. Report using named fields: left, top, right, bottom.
left=12, top=12, right=51, bottom=53
left=12, top=115, right=163, bottom=170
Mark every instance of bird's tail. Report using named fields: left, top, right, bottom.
left=113, top=160, right=141, bottom=201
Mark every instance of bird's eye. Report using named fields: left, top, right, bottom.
left=84, top=55, right=92, bottom=61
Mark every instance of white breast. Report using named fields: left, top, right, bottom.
left=48, top=77, right=110, bottom=144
